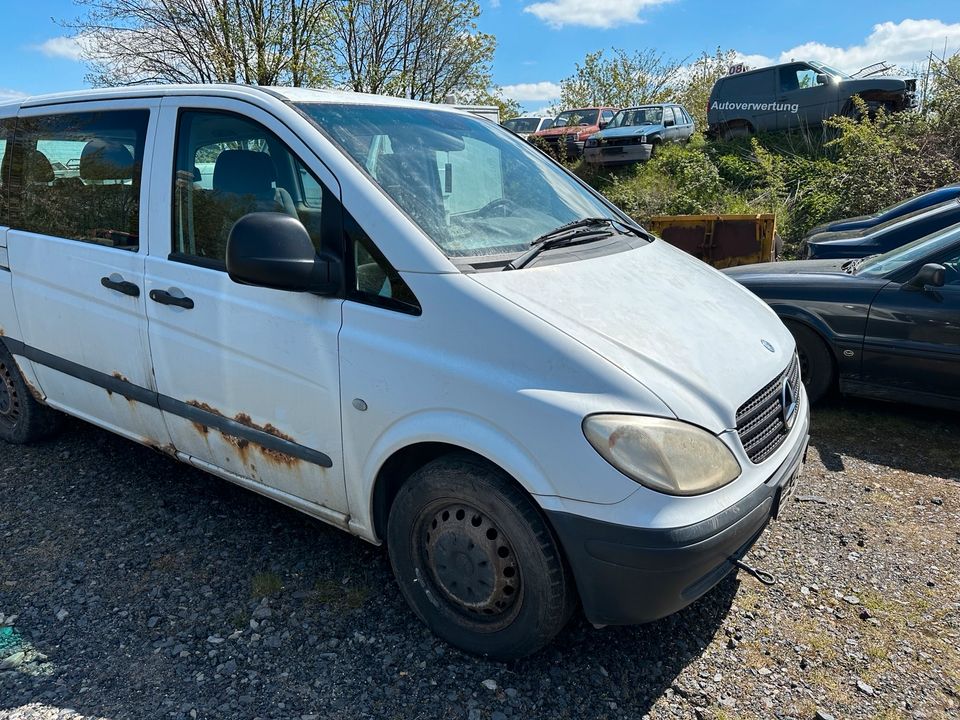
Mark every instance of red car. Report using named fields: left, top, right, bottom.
left=529, top=107, right=617, bottom=159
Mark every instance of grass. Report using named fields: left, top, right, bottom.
left=251, top=571, right=283, bottom=599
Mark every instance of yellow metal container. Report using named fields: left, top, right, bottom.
left=646, top=214, right=778, bottom=268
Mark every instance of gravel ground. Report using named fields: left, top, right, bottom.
left=1, top=399, right=958, bottom=720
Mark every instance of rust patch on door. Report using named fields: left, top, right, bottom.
left=233, top=412, right=300, bottom=466
left=185, top=401, right=301, bottom=467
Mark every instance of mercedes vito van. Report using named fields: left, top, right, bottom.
left=0, top=85, right=808, bottom=659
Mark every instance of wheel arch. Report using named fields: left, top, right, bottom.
left=775, top=312, right=841, bottom=383
left=358, top=412, right=557, bottom=543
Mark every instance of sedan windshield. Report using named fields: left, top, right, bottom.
left=552, top=109, right=597, bottom=128
left=610, top=107, right=663, bottom=128
left=297, top=103, right=620, bottom=259
left=858, top=223, right=960, bottom=277
left=502, top=117, right=541, bottom=134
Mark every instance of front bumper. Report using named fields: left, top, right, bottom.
left=547, top=418, right=809, bottom=626
left=584, top=143, right=652, bottom=165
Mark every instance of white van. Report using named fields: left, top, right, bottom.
left=0, top=85, right=808, bottom=659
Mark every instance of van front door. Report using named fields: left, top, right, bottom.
left=144, top=99, right=348, bottom=516
left=777, top=64, right=839, bottom=130
left=4, top=101, right=171, bottom=447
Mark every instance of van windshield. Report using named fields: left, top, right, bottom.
left=297, top=103, right=620, bottom=259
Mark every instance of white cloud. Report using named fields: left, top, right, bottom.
left=34, top=36, right=86, bottom=61
left=524, top=0, right=671, bottom=30
left=501, top=81, right=562, bottom=101
left=736, top=19, right=960, bottom=74
left=0, top=88, right=27, bottom=104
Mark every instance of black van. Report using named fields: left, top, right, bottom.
left=707, top=60, right=916, bottom=140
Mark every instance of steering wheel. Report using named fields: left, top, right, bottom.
left=472, top=198, right=517, bottom=218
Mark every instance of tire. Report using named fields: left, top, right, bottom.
left=786, top=322, right=834, bottom=404
left=0, top=342, right=63, bottom=444
left=386, top=454, right=576, bottom=660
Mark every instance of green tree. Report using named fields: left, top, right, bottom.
left=675, top=48, right=737, bottom=130
left=558, top=48, right=682, bottom=109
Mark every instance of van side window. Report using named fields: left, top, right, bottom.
left=344, top=209, right=420, bottom=315
left=12, top=110, right=148, bottom=251
left=780, top=66, right=818, bottom=93
left=0, top=118, right=14, bottom=226
left=173, top=110, right=327, bottom=267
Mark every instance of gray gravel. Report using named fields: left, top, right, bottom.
left=1, top=400, right=958, bottom=720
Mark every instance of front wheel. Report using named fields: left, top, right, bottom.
left=386, top=454, right=576, bottom=660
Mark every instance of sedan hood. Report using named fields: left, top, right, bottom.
left=724, top=258, right=849, bottom=279
left=594, top=124, right=662, bottom=140
left=472, top=240, right=795, bottom=433
left=534, top=125, right=590, bottom=137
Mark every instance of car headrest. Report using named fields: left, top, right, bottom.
left=26, top=150, right=55, bottom=183
left=212, top=150, right=276, bottom=198
left=80, top=139, right=135, bottom=182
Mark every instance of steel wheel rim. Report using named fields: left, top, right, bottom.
left=416, top=501, right=522, bottom=628
left=0, top=362, right=20, bottom=429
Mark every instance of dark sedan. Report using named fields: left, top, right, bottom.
left=806, top=198, right=960, bottom=259
left=725, top=225, right=960, bottom=410
left=804, top=183, right=960, bottom=237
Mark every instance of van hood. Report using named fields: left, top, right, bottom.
left=471, top=240, right=794, bottom=433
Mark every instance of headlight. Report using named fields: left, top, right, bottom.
left=585, top=138, right=599, bottom=148
left=638, top=135, right=647, bottom=143
left=582, top=415, right=741, bottom=496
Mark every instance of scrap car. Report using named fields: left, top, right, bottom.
left=584, top=103, right=695, bottom=166
left=528, top=106, right=617, bottom=159
left=707, top=60, right=916, bottom=140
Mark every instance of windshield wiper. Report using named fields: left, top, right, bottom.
left=844, top=255, right=877, bottom=274
left=503, top=218, right=616, bottom=271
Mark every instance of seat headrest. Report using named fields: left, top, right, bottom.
left=26, top=150, right=55, bottom=183
left=80, top=139, right=135, bottom=182
left=213, top=150, right=276, bottom=197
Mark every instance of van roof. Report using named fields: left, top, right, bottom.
left=0, top=83, right=459, bottom=113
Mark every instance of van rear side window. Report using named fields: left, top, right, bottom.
left=0, top=118, right=13, bottom=226
left=11, top=110, right=148, bottom=251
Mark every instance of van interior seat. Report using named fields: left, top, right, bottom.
left=186, top=149, right=298, bottom=260
left=76, top=139, right=139, bottom=248
left=375, top=147, right=446, bottom=235
left=212, top=149, right=298, bottom=218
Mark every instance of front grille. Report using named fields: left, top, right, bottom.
left=601, top=137, right=645, bottom=147
left=736, top=354, right=801, bottom=464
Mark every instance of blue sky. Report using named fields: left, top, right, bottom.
left=2, top=0, right=959, bottom=111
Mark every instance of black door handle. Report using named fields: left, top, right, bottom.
left=149, top=289, right=194, bottom=309
left=100, top=276, right=140, bottom=297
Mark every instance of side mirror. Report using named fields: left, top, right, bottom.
left=816, top=73, right=829, bottom=85
left=226, top=212, right=340, bottom=295
left=664, top=118, right=675, bottom=127
left=905, top=263, right=946, bottom=290
left=598, top=121, right=609, bottom=130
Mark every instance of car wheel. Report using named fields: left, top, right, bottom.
left=0, top=343, right=63, bottom=444
left=387, top=454, right=576, bottom=660
left=786, top=323, right=834, bottom=404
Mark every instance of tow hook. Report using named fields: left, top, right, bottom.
left=734, top=558, right=776, bottom=586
